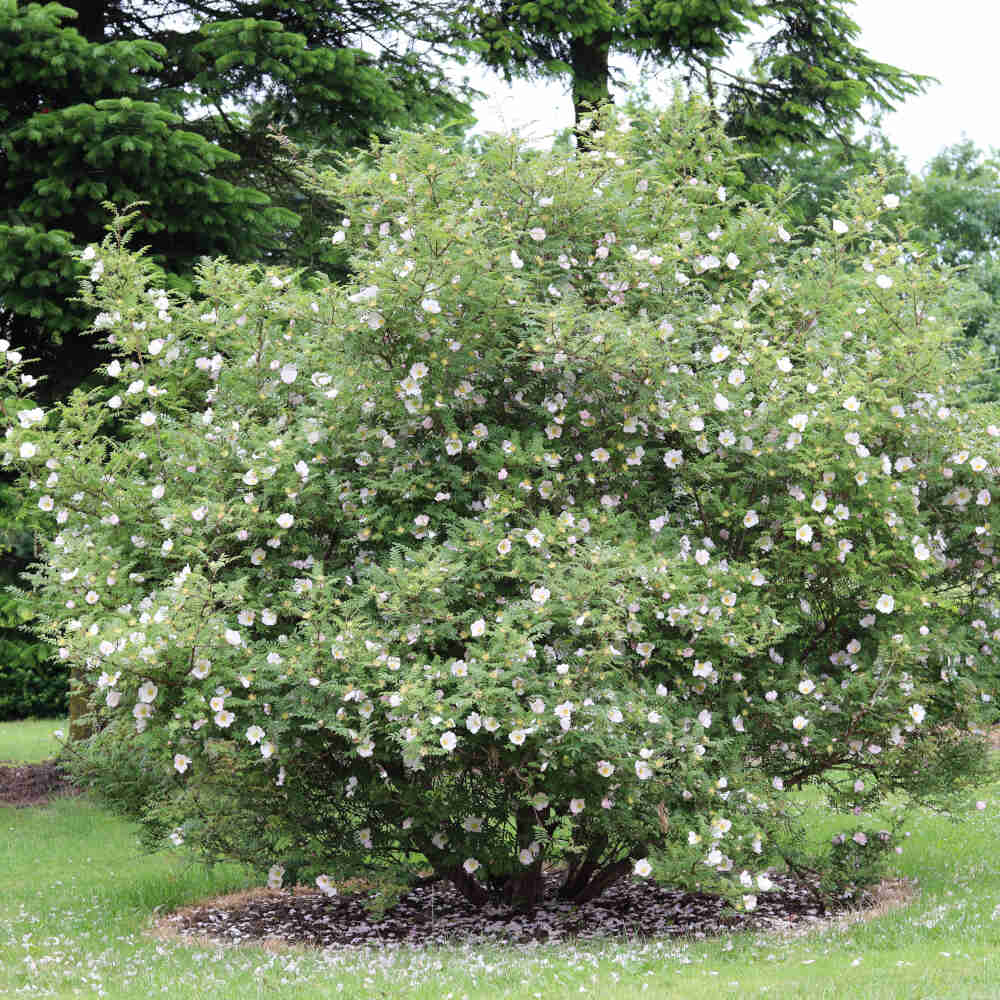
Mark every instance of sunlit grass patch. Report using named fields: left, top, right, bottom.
left=0, top=716, right=66, bottom=763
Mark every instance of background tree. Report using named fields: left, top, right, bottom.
left=0, top=2, right=273, bottom=394
left=0, top=0, right=470, bottom=392
left=741, top=121, right=908, bottom=230
left=903, top=141, right=1000, bottom=379
left=904, top=140, right=1000, bottom=267
left=458, top=0, right=929, bottom=147
left=755, top=130, right=1000, bottom=396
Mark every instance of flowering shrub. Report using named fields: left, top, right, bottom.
left=10, top=101, right=1000, bottom=911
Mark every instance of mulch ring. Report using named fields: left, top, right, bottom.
left=0, top=759, right=80, bottom=807
left=153, top=873, right=916, bottom=952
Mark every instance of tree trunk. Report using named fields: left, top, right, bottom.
left=559, top=838, right=641, bottom=904
left=570, top=33, right=612, bottom=141
left=567, top=857, right=634, bottom=904
left=445, top=852, right=637, bottom=909
left=559, top=851, right=601, bottom=901
left=501, top=864, right=545, bottom=909
left=68, top=664, right=92, bottom=742
left=445, top=864, right=489, bottom=907
left=501, top=804, right=547, bottom=908
left=63, top=1, right=108, bottom=43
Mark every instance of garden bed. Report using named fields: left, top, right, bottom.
left=0, top=758, right=79, bottom=806
left=154, top=872, right=913, bottom=951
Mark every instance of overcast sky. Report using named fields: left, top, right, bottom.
left=463, top=0, right=999, bottom=171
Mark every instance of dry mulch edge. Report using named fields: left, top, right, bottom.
left=0, top=759, right=80, bottom=807
left=152, top=872, right=917, bottom=953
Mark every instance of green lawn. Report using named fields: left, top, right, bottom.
left=2, top=724, right=1000, bottom=998
left=0, top=716, right=66, bottom=762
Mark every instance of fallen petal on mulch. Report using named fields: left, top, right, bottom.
left=156, top=872, right=911, bottom=952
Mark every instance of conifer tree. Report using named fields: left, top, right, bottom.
left=0, top=0, right=467, bottom=388
left=460, top=0, right=928, bottom=148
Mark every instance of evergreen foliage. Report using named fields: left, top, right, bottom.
left=0, top=0, right=469, bottom=377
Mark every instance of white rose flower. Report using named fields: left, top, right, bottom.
left=875, top=594, right=895, bottom=614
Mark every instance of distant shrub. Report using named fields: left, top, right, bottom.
left=0, top=483, right=64, bottom=721
left=0, top=636, right=66, bottom=721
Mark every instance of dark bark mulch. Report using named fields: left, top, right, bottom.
left=0, top=759, right=79, bottom=807
left=158, top=872, right=853, bottom=951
